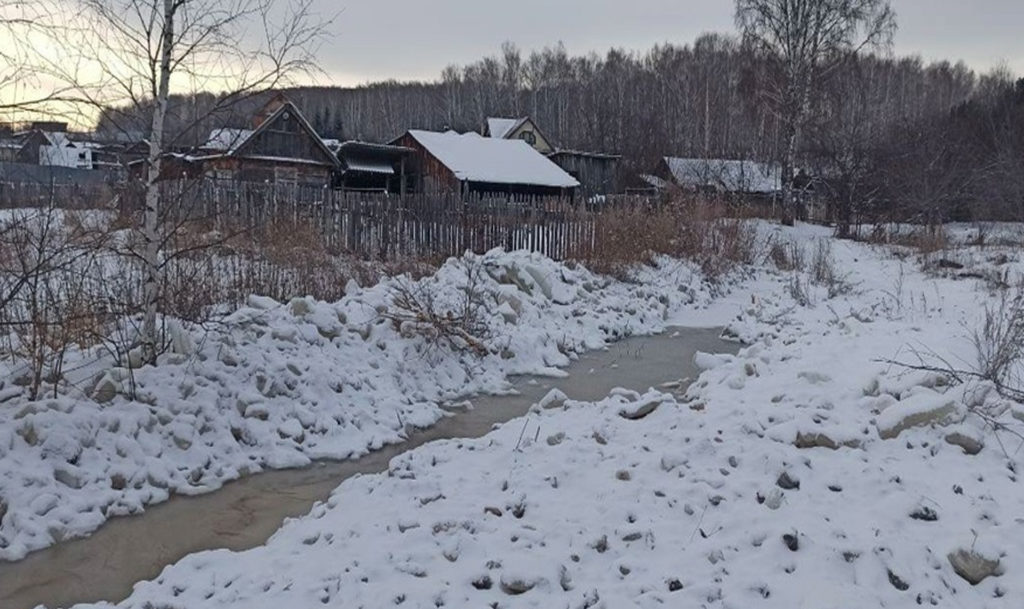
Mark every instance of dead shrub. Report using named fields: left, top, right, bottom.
left=767, top=237, right=805, bottom=272
left=381, top=257, right=491, bottom=356
left=688, top=216, right=758, bottom=281
left=0, top=206, right=111, bottom=399
left=809, top=239, right=853, bottom=298
left=971, top=288, right=1024, bottom=400
left=787, top=273, right=814, bottom=307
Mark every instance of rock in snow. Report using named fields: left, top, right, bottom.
left=875, top=389, right=962, bottom=439
left=944, top=428, right=985, bottom=455
left=948, top=549, right=1002, bottom=585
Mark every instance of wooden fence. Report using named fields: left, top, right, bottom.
left=0, top=181, right=116, bottom=210
left=125, top=180, right=662, bottom=261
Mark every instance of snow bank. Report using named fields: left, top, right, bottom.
left=0, top=249, right=714, bottom=560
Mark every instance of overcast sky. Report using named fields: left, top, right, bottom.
left=314, top=0, right=1024, bottom=86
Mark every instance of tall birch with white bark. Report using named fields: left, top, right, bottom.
left=735, top=0, right=896, bottom=225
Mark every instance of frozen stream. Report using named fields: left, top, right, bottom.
left=0, top=327, right=733, bottom=609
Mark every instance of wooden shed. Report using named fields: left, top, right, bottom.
left=644, top=157, right=782, bottom=208
left=547, top=150, right=621, bottom=199
left=391, top=130, right=579, bottom=198
left=330, top=140, right=412, bottom=193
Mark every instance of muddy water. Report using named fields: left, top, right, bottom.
left=0, top=327, right=733, bottom=609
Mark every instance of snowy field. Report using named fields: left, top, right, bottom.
left=2, top=221, right=1024, bottom=608
left=52, top=222, right=1024, bottom=609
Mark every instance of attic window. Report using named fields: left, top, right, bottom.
left=519, top=131, right=537, bottom=146
left=282, top=111, right=291, bottom=121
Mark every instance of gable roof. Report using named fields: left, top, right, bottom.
left=200, top=99, right=339, bottom=167
left=404, top=130, right=579, bottom=189
left=235, top=100, right=339, bottom=167
left=486, top=117, right=529, bottom=139
left=663, top=157, right=781, bottom=194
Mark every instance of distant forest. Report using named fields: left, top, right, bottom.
left=97, top=34, right=1024, bottom=221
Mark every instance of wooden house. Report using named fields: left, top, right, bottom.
left=485, top=117, right=556, bottom=154
left=197, top=95, right=339, bottom=185
left=645, top=157, right=782, bottom=207
left=391, top=129, right=579, bottom=198
left=485, top=116, right=621, bottom=196
left=141, top=94, right=340, bottom=185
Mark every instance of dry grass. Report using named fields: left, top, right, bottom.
left=570, top=196, right=758, bottom=281
left=861, top=223, right=949, bottom=254
left=158, top=217, right=358, bottom=320
left=767, top=237, right=805, bottom=272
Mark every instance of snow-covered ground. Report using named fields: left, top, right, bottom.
left=59, top=223, right=1024, bottom=609
left=0, top=248, right=722, bottom=561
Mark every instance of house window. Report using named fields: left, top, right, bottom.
left=519, top=131, right=537, bottom=146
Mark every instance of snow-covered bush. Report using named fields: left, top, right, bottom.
left=0, top=206, right=112, bottom=400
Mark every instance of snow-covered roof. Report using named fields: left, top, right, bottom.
left=486, top=118, right=526, bottom=139
left=407, top=130, right=579, bottom=189
left=343, top=158, right=394, bottom=175
left=640, top=174, right=669, bottom=190
left=664, top=157, right=781, bottom=194
left=205, top=128, right=254, bottom=153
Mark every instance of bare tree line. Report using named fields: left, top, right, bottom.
left=95, top=35, right=996, bottom=182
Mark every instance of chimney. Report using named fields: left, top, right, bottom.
left=252, top=92, right=289, bottom=129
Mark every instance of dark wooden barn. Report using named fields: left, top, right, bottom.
left=0, top=130, right=51, bottom=165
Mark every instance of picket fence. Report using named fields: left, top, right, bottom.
left=133, top=180, right=662, bottom=261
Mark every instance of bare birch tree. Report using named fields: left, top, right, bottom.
left=735, top=0, right=896, bottom=225
left=38, top=0, right=326, bottom=364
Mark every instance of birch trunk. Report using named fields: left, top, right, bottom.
left=140, top=0, right=176, bottom=366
